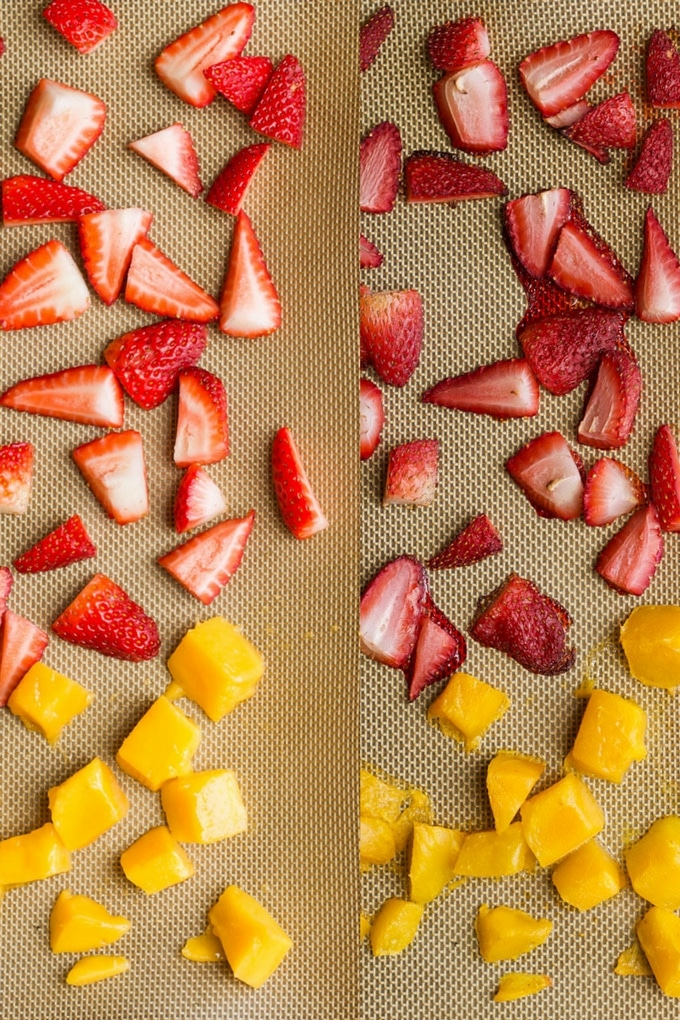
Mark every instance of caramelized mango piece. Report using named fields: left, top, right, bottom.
left=369, top=898, right=423, bottom=956
left=208, top=885, right=292, bottom=988
left=408, top=822, right=465, bottom=903
left=65, top=955, right=129, bottom=986
left=181, top=929, right=225, bottom=962
left=486, top=752, right=545, bottom=832
left=454, top=822, right=534, bottom=878
left=8, top=661, right=92, bottom=744
left=637, top=906, right=680, bottom=997
left=620, top=605, right=680, bottom=690
left=48, top=757, right=129, bottom=851
left=428, top=671, right=509, bottom=750
left=116, top=696, right=200, bottom=791
left=0, top=822, right=70, bottom=887
left=625, top=816, right=680, bottom=909
left=360, top=815, right=396, bottom=868
left=475, top=904, right=552, bottom=962
left=552, top=838, right=627, bottom=910
left=494, top=972, right=552, bottom=1002
left=121, top=825, right=194, bottom=894
left=520, top=774, right=604, bottom=867
left=50, top=889, right=130, bottom=952
left=161, top=769, right=247, bottom=844
left=565, top=689, right=647, bottom=783
left=615, top=940, right=653, bottom=977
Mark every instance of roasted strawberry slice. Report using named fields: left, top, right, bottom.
left=360, top=234, right=383, bottom=269
left=203, top=56, right=273, bottom=115
left=360, top=121, right=402, bottom=214
left=2, top=175, right=105, bottom=225
left=649, top=424, right=680, bottom=532
left=635, top=205, right=680, bottom=323
left=428, top=513, right=503, bottom=569
left=15, top=78, right=106, bottom=181
left=360, top=4, right=395, bottom=72
left=518, top=308, right=627, bottom=395
left=173, top=368, right=229, bottom=468
left=360, top=555, right=428, bottom=670
left=583, top=457, right=647, bottom=527
left=13, top=514, right=96, bottom=573
left=78, top=207, right=153, bottom=305
left=0, top=365, right=124, bottom=428
left=0, top=239, right=90, bottom=331
left=125, top=237, right=218, bottom=322
left=504, top=188, right=572, bottom=278
left=174, top=465, right=227, bottom=534
left=104, top=320, right=207, bottom=410
left=625, top=119, right=673, bottom=195
left=158, top=512, right=255, bottom=605
left=646, top=29, right=680, bottom=108
left=0, top=610, right=48, bottom=707
left=249, top=54, right=306, bottom=149
left=433, top=60, right=508, bottom=153
left=506, top=430, right=584, bottom=520
left=206, top=143, right=270, bottom=216
left=359, top=288, right=423, bottom=387
left=564, top=92, right=636, bottom=163
left=544, top=100, right=590, bottom=128
left=271, top=427, right=327, bottom=540
left=404, top=151, right=506, bottom=202
left=52, top=573, right=160, bottom=661
left=595, top=504, right=664, bottom=595
left=519, top=30, right=619, bottom=118
left=427, top=16, right=489, bottom=72
left=384, top=439, right=439, bottom=507
left=43, top=0, right=117, bottom=54
left=0, top=442, right=34, bottom=515
left=360, top=378, right=385, bottom=460
left=73, top=429, right=149, bottom=525
left=577, top=348, right=642, bottom=450
left=129, top=123, right=203, bottom=197
left=422, top=359, right=539, bottom=419
left=549, top=219, right=634, bottom=310
left=508, top=246, right=586, bottom=334
left=405, top=599, right=467, bottom=701
left=219, top=208, right=281, bottom=337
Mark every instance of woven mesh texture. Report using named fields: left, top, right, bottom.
left=0, top=3, right=358, bottom=1019
left=361, top=2, right=680, bottom=1018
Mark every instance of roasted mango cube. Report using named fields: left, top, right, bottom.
left=566, top=689, right=647, bottom=783
left=8, top=662, right=92, bottom=744
left=369, top=898, right=424, bottom=957
left=161, top=769, right=247, bottom=844
left=166, top=617, right=264, bottom=722
left=625, top=816, right=680, bottom=909
left=360, top=815, right=396, bottom=868
left=486, top=752, right=545, bottom=832
left=520, top=774, right=604, bottom=867
left=0, top=822, right=70, bottom=887
left=65, top=955, right=129, bottom=986
left=552, top=838, right=627, bottom=910
left=116, top=696, right=200, bottom=792
left=208, top=884, right=292, bottom=988
left=181, top=929, right=225, bottom=962
left=475, top=904, right=552, bottom=962
left=494, top=972, right=552, bottom=1002
left=637, top=906, right=680, bottom=997
left=454, top=822, right=534, bottom=878
left=409, top=822, right=465, bottom=903
left=50, top=889, right=130, bottom=952
left=48, top=757, right=129, bottom=851
left=428, top=671, right=509, bottom=750
left=120, top=825, right=194, bottom=894
left=620, top=605, right=680, bottom=690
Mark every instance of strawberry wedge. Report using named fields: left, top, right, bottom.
left=405, top=599, right=466, bottom=701
left=2, top=175, right=105, bottom=225
left=52, top=573, right=160, bottom=661
left=0, top=610, right=49, bottom=707
left=125, top=237, right=218, bottom=322
left=506, top=430, right=584, bottom=520
left=249, top=54, right=306, bottom=149
left=360, top=288, right=423, bottom=386
left=360, top=378, right=385, bottom=460
left=626, top=119, right=674, bottom=195
left=433, top=60, right=509, bottom=153
left=595, top=504, right=664, bottom=596
left=0, top=443, right=34, bottom=515
left=104, top=320, right=207, bottom=410
left=360, top=121, right=402, bottom=214
left=203, top=56, right=273, bottom=115
left=271, top=427, right=327, bottom=540
left=427, top=16, right=489, bottom=72
left=564, top=92, right=636, bottom=164
left=428, top=513, right=503, bottom=569
left=635, top=205, right=680, bottom=323
left=646, top=29, right=680, bottom=108
left=15, top=78, right=106, bottom=181
left=13, top=514, right=96, bottom=573
left=360, top=555, right=428, bottom=669
left=219, top=209, right=281, bottom=337
left=206, top=143, right=270, bottom=216
left=360, top=4, right=395, bottom=72
left=0, top=239, right=90, bottom=331
left=422, top=359, right=539, bottom=419
left=549, top=220, right=634, bottom=310
left=158, top=512, right=255, bottom=604
left=43, top=0, right=117, bottom=54
left=79, top=207, right=153, bottom=305
left=384, top=439, right=439, bottom=507
left=173, top=368, right=229, bottom=468
left=404, top=151, right=506, bottom=203
left=649, top=424, right=680, bottom=532
left=129, top=123, right=203, bottom=197
left=504, top=188, right=572, bottom=278
left=0, top=365, right=124, bottom=428
left=518, top=308, right=627, bottom=395
left=174, top=465, right=227, bottom=534
left=577, top=348, right=642, bottom=450
left=583, top=457, right=647, bottom=527
left=73, top=430, right=149, bottom=525
left=519, top=30, right=619, bottom=118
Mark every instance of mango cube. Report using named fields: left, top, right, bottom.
left=637, top=906, right=680, bottom=997
left=166, top=617, right=264, bottom=721
left=65, top=955, right=129, bottom=986
left=48, top=757, right=129, bottom=851
left=161, top=769, right=247, bottom=844
left=565, top=689, right=647, bottom=783
left=369, top=898, right=424, bottom=957
left=360, top=770, right=405, bottom=824
left=494, top=972, right=552, bottom=1002
left=475, top=904, right=553, bottom=962
left=408, top=822, right=465, bottom=903
left=8, top=662, right=92, bottom=744
left=120, top=825, right=194, bottom=894
left=0, top=822, right=70, bottom=887
left=181, top=929, right=225, bottom=962
left=116, top=696, right=200, bottom=791
left=208, top=884, right=292, bottom=988
left=620, top=605, right=680, bottom=690
left=552, top=838, right=627, bottom=911
left=625, top=816, right=680, bottom=909
left=360, top=815, right=396, bottom=868
left=486, top=752, right=545, bottom=832
left=520, top=774, right=604, bottom=867
left=50, top=889, right=130, bottom=952
left=391, top=788, right=432, bottom=853
left=427, top=671, right=509, bottom=750
left=454, top=822, right=534, bottom=878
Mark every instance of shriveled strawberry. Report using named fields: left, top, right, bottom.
left=428, top=513, right=503, bottom=569
left=52, top=573, right=160, bottom=661
left=0, top=442, right=33, bottom=515
left=0, top=239, right=90, bottom=331
left=646, top=29, right=680, bottom=108
left=0, top=610, right=48, bottom=707
left=159, top=511, right=254, bottom=604
left=219, top=209, right=281, bottom=337
left=271, top=426, right=328, bottom=540
left=595, top=504, right=664, bottom=596
left=125, top=237, right=218, bottom=322
left=427, top=16, right=489, bottom=72
left=2, top=175, right=105, bottom=226
left=519, top=30, right=619, bottom=118
left=360, top=555, right=428, bottom=669
left=404, top=150, right=506, bottom=202
left=422, top=359, right=539, bottom=419
left=206, top=143, right=270, bottom=216
left=360, top=4, right=395, bottom=72
left=359, top=288, right=423, bottom=387
left=360, top=234, right=383, bottom=268
left=508, top=245, right=586, bottom=334
left=544, top=100, right=590, bottom=128
left=129, top=123, right=203, bottom=197
left=649, top=424, right=680, bottom=532
left=506, top=430, right=584, bottom=520
left=433, top=60, right=508, bottom=153
left=0, top=365, right=124, bottom=428
left=174, top=464, right=227, bottom=533
left=13, top=514, right=96, bottom=573
left=549, top=219, right=634, bottom=310
left=15, top=78, right=106, bottom=181
left=564, top=92, right=636, bottom=163
left=103, top=320, right=207, bottom=410
left=626, top=118, right=673, bottom=195
left=384, top=439, right=438, bottom=507
left=73, top=430, right=149, bottom=525
left=471, top=573, right=575, bottom=675
left=203, top=56, right=273, bottom=115
left=174, top=368, right=229, bottom=468
left=577, top=348, right=642, bottom=450
left=406, top=599, right=467, bottom=701
left=504, top=188, right=572, bottom=278
left=360, top=378, right=385, bottom=460
left=249, top=54, right=306, bottom=149
left=43, top=0, right=117, bottom=54
left=583, top=457, right=647, bottom=527
left=78, top=207, right=153, bottom=305
left=360, top=121, right=402, bottom=214
left=635, top=205, right=680, bottom=323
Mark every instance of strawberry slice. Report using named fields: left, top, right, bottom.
left=218, top=209, right=281, bottom=337
left=360, top=234, right=383, bottom=268
left=359, top=288, right=423, bottom=387
left=360, top=555, right=428, bottom=669
left=0, top=365, right=124, bottom=428
left=422, top=359, right=539, bottom=419
left=384, top=439, right=439, bottom=507
left=471, top=573, right=575, bottom=675
left=360, top=378, right=385, bottom=460
left=649, top=424, right=680, bottom=532
left=129, top=123, right=203, bottom=197
left=428, top=513, right=503, bottom=569
left=2, top=175, right=105, bottom=225
left=0, top=442, right=34, bottom=515
left=360, top=121, right=402, bottom=214
left=404, top=150, right=506, bottom=202
left=155, top=3, right=255, bottom=108
left=564, top=92, right=636, bottom=163
left=504, top=188, right=572, bottom=278
left=158, top=511, right=255, bottom=605
left=406, top=599, right=467, bottom=701
left=518, top=308, right=627, bottom=395
left=78, top=207, right=153, bottom=305
left=0, top=610, right=49, bottom=707
left=508, top=246, right=587, bottom=334
left=549, top=220, right=634, bottom=310
left=43, top=0, right=117, bottom=54
left=0, top=239, right=90, bottom=331
left=249, top=54, right=306, bottom=149
left=626, top=118, right=673, bottom=195
left=271, top=426, right=328, bottom=540
left=427, top=16, right=489, bottom=72
left=433, top=60, right=509, bottom=153
left=173, top=368, right=229, bottom=468
left=13, top=514, right=96, bottom=573
left=506, top=430, right=584, bottom=520
left=577, top=348, right=642, bottom=450
left=206, top=143, right=270, bottom=216
left=544, top=100, right=590, bottom=129
left=15, top=78, right=106, bottom=181
left=174, top=464, right=227, bottom=533
left=595, top=504, right=664, bottom=596
left=203, top=56, right=273, bottom=115
left=73, top=430, right=149, bottom=525
left=646, top=29, right=680, bottom=108
left=583, top=457, right=647, bottom=527
left=104, top=320, right=207, bottom=410
left=635, top=205, right=680, bottom=323
left=52, top=573, right=160, bottom=661
left=360, top=4, right=395, bottom=72
left=125, top=237, right=219, bottom=322
left=519, top=30, right=619, bottom=118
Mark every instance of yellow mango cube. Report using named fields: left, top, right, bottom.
left=615, top=940, right=653, bottom=976
left=565, top=689, right=647, bottom=783
left=520, top=774, right=604, bottom=867
left=620, top=605, right=680, bottom=690
left=166, top=617, right=264, bottom=722
left=50, top=889, right=130, bottom=952
left=494, top=972, right=552, bottom=1002
left=65, top=955, right=129, bottom=986
left=48, top=757, right=129, bottom=851
left=116, top=696, right=200, bottom=792
left=161, top=769, right=247, bottom=844
left=428, top=671, right=509, bottom=750
left=8, top=662, right=92, bottom=744
left=360, top=770, right=405, bottom=824
left=391, top=788, right=432, bottom=853
left=120, top=825, right=194, bottom=894
left=486, top=752, right=545, bottom=832
left=454, top=822, right=534, bottom=878
left=0, top=822, right=70, bottom=887
left=408, top=822, right=465, bottom=903
left=552, top=838, right=627, bottom=910
left=637, top=906, right=680, bottom=997
left=369, top=898, right=424, bottom=957
left=208, top=884, right=292, bottom=988
left=181, top=929, right=225, bottom=962
left=476, top=904, right=553, bottom=962
left=625, top=816, right=680, bottom=909
left=360, top=815, right=396, bottom=868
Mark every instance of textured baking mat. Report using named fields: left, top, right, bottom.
left=361, top=2, right=680, bottom=1019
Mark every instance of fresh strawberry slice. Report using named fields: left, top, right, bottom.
left=125, top=237, right=218, bottom=322
left=0, top=610, right=49, bottom=707
left=360, top=4, right=395, bottom=72
left=249, top=54, right=306, bottom=149
left=52, top=573, right=160, bottom=661
left=158, top=511, right=254, bottom=605
left=433, top=60, right=509, bottom=153
left=595, top=504, right=664, bottom=596
left=577, top=348, right=642, bottom=450
left=649, top=424, right=680, bottom=532
left=635, top=205, right=680, bottom=323
left=0, top=568, right=13, bottom=618
left=360, top=555, right=428, bottom=669
left=15, top=78, right=106, bottom=181
left=43, top=0, right=117, bottom=54
left=360, top=121, right=402, bottom=214
left=0, top=365, right=124, bottom=427
left=129, top=123, right=203, bottom=197
left=427, top=513, right=503, bottom=569
left=549, top=219, right=635, bottom=310
left=104, top=320, right=207, bottom=410
left=13, top=514, right=96, bottom=573
left=406, top=599, right=467, bottom=701
left=218, top=208, right=281, bottom=336
left=470, top=573, right=575, bottom=675
left=78, top=207, right=153, bottom=305
left=360, top=233, right=383, bottom=268
left=203, top=56, right=273, bottom=115
left=360, top=378, right=385, bottom=460
left=564, top=92, right=637, bottom=163
left=583, top=457, right=647, bottom=527
left=155, top=3, right=255, bottom=108
left=173, top=368, right=229, bottom=468
left=384, top=439, right=439, bottom=507
left=359, top=288, right=423, bottom=387
left=174, top=464, right=228, bottom=533
left=0, top=239, right=90, bottom=331
left=626, top=118, right=673, bottom=195
left=404, top=150, right=506, bottom=202
left=206, top=143, right=270, bottom=216
left=504, top=188, right=572, bottom=278
left=422, top=359, right=539, bottom=419
left=271, top=426, right=328, bottom=540
left=646, top=29, right=680, bottom=108
left=544, top=100, right=590, bottom=128
left=427, top=16, right=489, bottom=72
left=0, top=442, right=34, bottom=515
left=519, top=30, right=619, bottom=118
left=73, top=429, right=149, bottom=525
left=2, top=175, right=105, bottom=225
left=506, top=430, right=584, bottom=520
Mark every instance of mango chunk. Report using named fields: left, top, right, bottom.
left=615, top=940, right=653, bottom=977
left=360, top=815, right=396, bottom=868
left=565, top=689, right=647, bottom=783
left=391, top=788, right=431, bottom=853
left=494, top=972, right=552, bottom=1002
left=552, top=838, right=627, bottom=911
left=486, top=752, right=545, bottom=832
left=408, top=822, right=465, bottom=903
left=181, top=929, right=225, bottom=962
left=116, top=696, right=200, bottom=792
left=8, top=662, right=92, bottom=744
left=161, top=769, right=247, bottom=844
left=520, top=774, right=604, bottom=867
left=620, top=605, right=680, bottom=690
left=0, top=822, right=70, bottom=887
left=637, top=906, right=680, bottom=997
left=48, top=757, right=129, bottom=851
left=369, top=898, right=424, bottom=957
left=360, top=770, right=405, bottom=824
left=454, top=822, right=534, bottom=878
left=166, top=617, right=264, bottom=721
left=50, top=889, right=130, bottom=952
left=208, top=884, right=292, bottom=988
left=475, top=904, right=552, bottom=962
left=428, top=671, right=509, bottom=750
left=625, top=816, right=680, bottom=909
left=120, top=825, right=194, bottom=894
left=65, top=955, right=129, bottom=986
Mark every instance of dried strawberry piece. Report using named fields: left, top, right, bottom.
left=646, top=29, right=680, bottom=108
left=405, top=598, right=466, bottom=701
left=360, top=4, right=395, bottom=72
left=428, top=513, right=503, bottom=569
left=626, top=118, right=673, bottom=195
left=519, top=307, right=627, bottom=395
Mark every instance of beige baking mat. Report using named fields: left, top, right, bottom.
left=361, top=2, right=680, bottom=1019
left=0, top=3, right=358, bottom=1018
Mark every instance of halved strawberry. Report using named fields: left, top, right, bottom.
left=203, top=56, right=273, bottom=115
left=360, top=378, right=385, bottom=460
left=404, top=150, right=506, bottom=202
left=549, top=219, right=634, bottom=310
left=73, top=429, right=149, bottom=525
left=0, top=239, right=90, bottom=331
left=129, top=123, right=203, bottom=197
left=173, top=368, right=229, bottom=468
left=249, top=54, right=306, bottom=149
left=0, top=443, right=33, bottom=515
left=15, top=78, right=106, bottom=181
left=0, top=365, right=124, bottom=428
left=384, top=439, right=438, bottom=507
left=635, top=205, right=680, bottom=323
left=271, top=426, right=328, bottom=540
left=13, top=514, right=96, bottom=573
left=583, top=457, right=647, bottom=527
left=564, top=92, right=637, bottom=163
left=427, top=16, right=489, bottom=72
left=360, top=555, right=428, bottom=669
left=595, top=504, right=664, bottom=595
left=359, top=288, right=423, bottom=387
left=360, top=4, right=395, bottom=73
left=626, top=118, right=673, bottom=195
left=646, top=29, right=680, bottom=108
left=433, top=60, right=509, bottom=153
left=422, top=359, right=539, bottom=419
left=577, top=348, right=642, bottom=450
left=506, top=430, right=584, bottom=520
left=218, top=209, right=281, bottom=337
left=2, top=175, right=105, bottom=225
left=78, top=207, right=153, bottom=305
left=52, top=573, right=160, bottom=661
left=125, top=237, right=219, bottom=322
left=206, top=143, right=270, bottom=216
left=405, top=599, right=467, bottom=701
left=360, top=121, right=402, bottom=214
left=104, top=320, right=207, bottom=410
left=174, top=464, right=228, bottom=533
left=43, top=0, right=117, bottom=54
left=158, top=511, right=254, bottom=605
left=649, top=424, right=680, bottom=532
left=504, top=188, right=572, bottom=278
left=519, top=30, right=619, bottom=118
left=544, top=100, right=590, bottom=128
left=428, top=513, right=503, bottom=569
left=0, top=610, right=49, bottom=707
left=360, top=233, right=383, bottom=268
left=155, top=3, right=255, bottom=108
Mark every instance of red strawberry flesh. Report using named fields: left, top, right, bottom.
left=173, top=368, right=229, bottom=468
left=0, top=442, right=34, bottom=515
left=2, top=175, right=105, bottom=226
left=595, top=504, right=664, bottom=595
left=549, top=219, right=634, bottom=310
left=626, top=119, right=673, bottom=195
left=506, top=430, right=584, bottom=520
left=649, top=424, right=680, bottom=532
left=360, top=556, right=428, bottom=670
left=43, top=0, right=117, bottom=54
left=433, top=60, right=509, bottom=154
left=103, top=320, right=208, bottom=410
left=577, top=348, right=642, bottom=450
left=384, top=439, right=439, bottom=507
left=360, top=288, right=423, bottom=387
left=159, top=512, right=255, bottom=605
left=427, top=16, right=489, bottom=72
left=13, top=514, right=96, bottom=573
left=203, top=56, right=273, bottom=115
left=360, top=121, right=402, bottom=214
left=14, top=78, right=106, bottom=182
left=360, top=5, right=395, bottom=73
left=422, top=358, right=539, bottom=419
left=519, top=30, right=619, bottom=118
left=0, top=365, right=124, bottom=428
left=0, top=610, right=48, bottom=707
left=406, top=599, right=467, bottom=701
left=249, top=54, right=306, bottom=149
left=646, top=29, right=680, bottom=108
left=428, top=513, right=503, bottom=569
left=206, top=143, right=270, bottom=216
left=404, top=150, right=506, bottom=202
left=635, top=205, right=680, bottom=323
left=504, top=188, right=572, bottom=278
left=271, top=427, right=327, bottom=540
left=360, top=378, right=385, bottom=460
left=564, top=92, right=636, bottom=163
left=583, top=457, right=647, bottom=527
